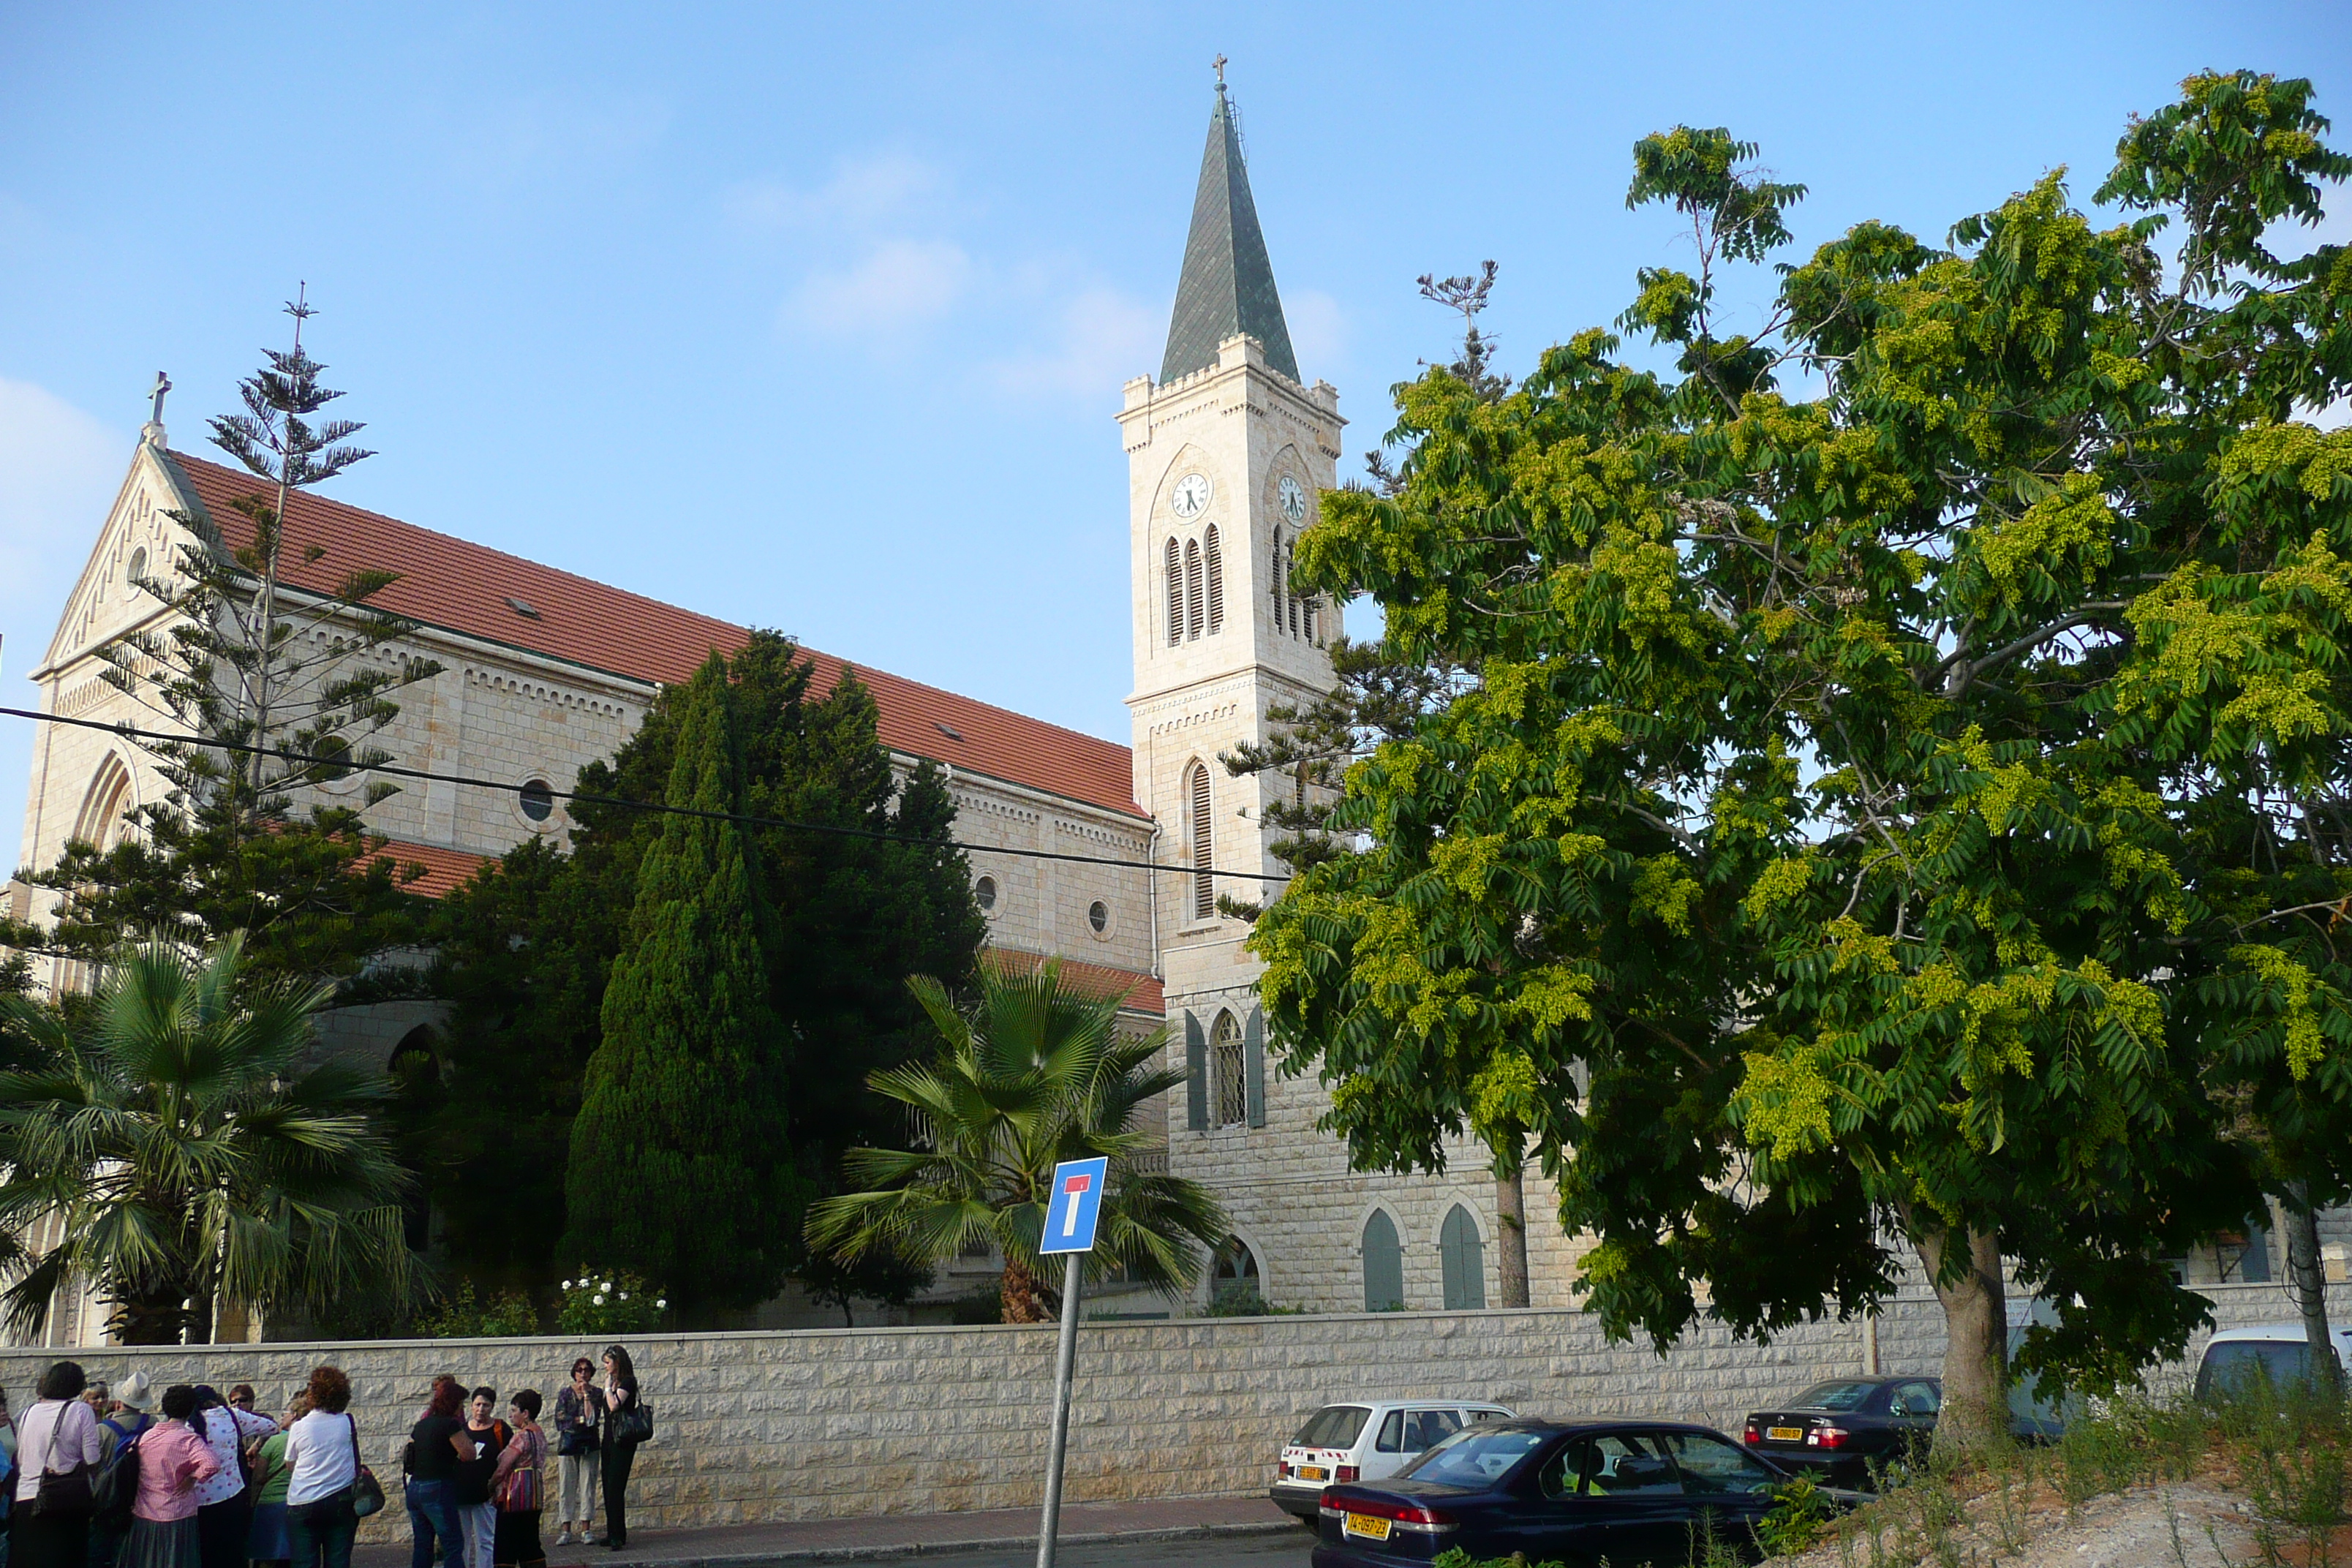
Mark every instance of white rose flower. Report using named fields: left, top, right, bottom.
left=562, top=1280, right=573, bottom=1290
left=593, top=1294, right=606, bottom=1305
left=617, top=1292, right=629, bottom=1301
left=655, top=1299, right=667, bottom=1309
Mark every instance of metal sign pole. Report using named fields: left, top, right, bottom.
left=1035, top=1251, right=1085, bottom=1568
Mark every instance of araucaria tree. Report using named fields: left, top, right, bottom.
left=6, top=299, right=438, bottom=981
left=0, top=933, right=417, bottom=1343
left=562, top=655, right=799, bottom=1316
left=1252, top=71, right=2351, bottom=1447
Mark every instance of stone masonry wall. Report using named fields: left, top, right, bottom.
left=2, top=1281, right=2338, bottom=1542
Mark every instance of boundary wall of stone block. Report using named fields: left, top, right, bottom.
left=0, top=1279, right=2337, bottom=1541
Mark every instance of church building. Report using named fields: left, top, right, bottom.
left=7, top=85, right=2301, bottom=1342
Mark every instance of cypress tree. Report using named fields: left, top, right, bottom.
left=561, top=654, right=795, bottom=1313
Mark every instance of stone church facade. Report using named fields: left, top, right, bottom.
left=7, top=88, right=2323, bottom=1343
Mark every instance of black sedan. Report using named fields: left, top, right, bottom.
left=1741, top=1376, right=1941, bottom=1485
left=1311, top=1416, right=1812, bottom=1568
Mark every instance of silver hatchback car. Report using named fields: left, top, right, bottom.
left=1268, top=1398, right=1516, bottom=1523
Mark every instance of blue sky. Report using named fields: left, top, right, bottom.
left=3, top=1, right=2345, bottom=872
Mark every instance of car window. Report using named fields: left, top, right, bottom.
left=1464, top=1408, right=1508, bottom=1425
left=1890, top=1382, right=1941, bottom=1417
left=1291, top=1405, right=1371, bottom=1449
left=1580, top=1433, right=1683, bottom=1497
left=1405, top=1409, right=1464, bottom=1451
left=2200, top=1341, right=2316, bottom=1398
left=1791, top=1380, right=1880, bottom=1411
left=1658, top=1431, right=1777, bottom=1496
left=1399, top=1427, right=1550, bottom=1488
left=1534, top=1441, right=1583, bottom=1501
left=1375, top=1410, right=1407, bottom=1452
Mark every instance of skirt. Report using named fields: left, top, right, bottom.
left=491, top=1509, right=542, bottom=1568
left=118, top=1519, right=202, bottom=1568
left=11, top=1508, right=88, bottom=1568
left=245, top=1503, right=290, bottom=1563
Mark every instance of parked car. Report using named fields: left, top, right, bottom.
left=2194, top=1324, right=2352, bottom=1401
left=1740, top=1377, right=1940, bottom=1486
left=1311, top=1415, right=1843, bottom=1567
left=1270, top=1399, right=1517, bottom=1524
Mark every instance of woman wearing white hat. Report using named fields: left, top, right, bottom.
left=91, top=1376, right=156, bottom=1568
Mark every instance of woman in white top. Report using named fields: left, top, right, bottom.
left=277, top=1367, right=362, bottom=1568
left=13, top=1361, right=108, bottom=1568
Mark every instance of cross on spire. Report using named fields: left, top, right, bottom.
left=1213, top=53, right=1227, bottom=89
left=142, top=371, right=173, bottom=446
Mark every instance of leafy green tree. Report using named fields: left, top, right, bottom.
left=807, top=960, right=1228, bottom=1324
left=560, top=655, right=799, bottom=1316
left=1251, top=74, right=2350, bottom=1447
left=4, top=302, right=437, bottom=983
left=0, top=932, right=418, bottom=1343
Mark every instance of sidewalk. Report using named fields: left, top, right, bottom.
left=351, top=1494, right=1297, bottom=1567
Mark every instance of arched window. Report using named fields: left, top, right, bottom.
left=1303, top=589, right=1316, bottom=645
left=1185, top=539, right=1205, bottom=640
left=1439, top=1205, right=1486, bottom=1310
left=1271, top=527, right=1287, bottom=631
left=125, top=546, right=147, bottom=587
left=1210, top=1237, right=1262, bottom=1311
left=1212, top=1010, right=1245, bottom=1126
left=1204, top=524, right=1224, bottom=634
left=1287, top=541, right=1302, bottom=636
left=1362, top=1210, right=1405, bottom=1311
left=1188, top=761, right=1214, bottom=920
left=73, top=755, right=134, bottom=851
left=1165, top=538, right=1183, bottom=647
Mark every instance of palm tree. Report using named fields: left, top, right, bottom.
left=807, top=958, right=1227, bottom=1323
left=0, top=932, right=418, bottom=1343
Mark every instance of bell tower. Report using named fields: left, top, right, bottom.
left=1120, top=78, right=1343, bottom=1096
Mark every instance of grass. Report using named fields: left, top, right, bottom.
left=1798, top=1376, right=2350, bottom=1567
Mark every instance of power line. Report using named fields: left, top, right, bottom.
left=0, top=705, right=1294, bottom=885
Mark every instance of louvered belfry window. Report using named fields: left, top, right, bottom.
left=1287, top=542, right=1302, bottom=636
left=1165, top=538, right=1183, bottom=646
left=1271, top=527, right=1286, bottom=630
left=1204, top=524, right=1224, bottom=633
left=1189, top=761, right=1215, bottom=919
left=1185, top=540, right=1205, bottom=641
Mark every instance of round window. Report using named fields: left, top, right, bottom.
left=126, top=547, right=148, bottom=585
left=976, top=875, right=998, bottom=912
left=519, top=780, right=555, bottom=821
left=1088, top=900, right=1109, bottom=935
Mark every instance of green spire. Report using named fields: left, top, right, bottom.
left=1161, top=86, right=1300, bottom=385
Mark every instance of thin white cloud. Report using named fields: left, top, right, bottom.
left=726, top=151, right=944, bottom=235
left=0, top=377, right=124, bottom=871
left=993, top=286, right=1161, bottom=396
left=786, top=239, right=973, bottom=336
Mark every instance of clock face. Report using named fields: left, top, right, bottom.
left=1170, top=472, right=1212, bottom=521
left=1278, top=475, right=1308, bottom=523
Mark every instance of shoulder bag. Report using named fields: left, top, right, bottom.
left=347, top=1415, right=386, bottom=1519
left=611, top=1395, right=652, bottom=1447
left=31, top=1406, right=94, bottom=1516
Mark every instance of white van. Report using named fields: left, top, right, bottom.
left=1269, top=1398, right=1516, bottom=1523
left=2194, top=1323, right=2352, bottom=1399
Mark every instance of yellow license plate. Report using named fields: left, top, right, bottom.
left=1768, top=1426, right=1804, bottom=1442
left=1295, top=1466, right=1327, bottom=1481
left=1343, top=1514, right=1393, bottom=1542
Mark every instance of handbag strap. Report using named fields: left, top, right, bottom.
left=345, top=1414, right=361, bottom=1473
left=41, top=1403, right=61, bottom=1477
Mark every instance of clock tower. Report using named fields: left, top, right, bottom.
left=1120, top=79, right=1343, bottom=1204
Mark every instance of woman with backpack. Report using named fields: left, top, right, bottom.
left=119, top=1386, right=222, bottom=1568
left=14, top=1362, right=108, bottom=1568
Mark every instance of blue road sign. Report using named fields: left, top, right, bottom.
left=1041, top=1156, right=1109, bottom=1254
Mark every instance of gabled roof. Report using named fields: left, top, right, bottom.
left=1161, top=86, right=1300, bottom=385
left=162, top=450, right=1145, bottom=819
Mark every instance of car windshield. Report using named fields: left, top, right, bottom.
left=1292, top=1406, right=1372, bottom=1449
left=1400, top=1427, right=1550, bottom=1488
left=2199, top=1342, right=2316, bottom=1398
left=1792, top=1381, right=1881, bottom=1411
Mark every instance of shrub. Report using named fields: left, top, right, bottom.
left=419, top=1281, right=541, bottom=1338
left=556, top=1267, right=668, bottom=1335
left=1755, top=1474, right=1836, bottom=1557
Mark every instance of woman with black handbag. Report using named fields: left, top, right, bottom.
left=595, top=1350, right=644, bottom=1553
left=12, top=1362, right=106, bottom=1568
left=279, top=1367, right=380, bottom=1568
left=548, top=1362, right=600, bottom=1547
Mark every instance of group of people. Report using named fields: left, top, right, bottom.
left=0, top=1346, right=646, bottom=1568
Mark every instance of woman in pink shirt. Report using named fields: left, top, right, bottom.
left=120, top=1386, right=222, bottom=1568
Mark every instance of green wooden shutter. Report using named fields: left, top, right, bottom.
left=1184, top=1011, right=1208, bottom=1131
left=1362, top=1210, right=1404, bottom=1311
left=1244, top=1007, right=1266, bottom=1127
left=1441, top=1205, right=1486, bottom=1310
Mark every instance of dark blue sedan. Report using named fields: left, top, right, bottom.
left=1311, top=1417, right=1801, bottom=1568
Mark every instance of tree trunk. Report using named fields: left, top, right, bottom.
left=1000, top=1257, right=1055, bottom=1324
left=1916, top=1224, right=2007, bottom=1452
left=1495, top=1164, right=1530, bottom=1309
left=2282, top=1182, right=2340, bottom=1397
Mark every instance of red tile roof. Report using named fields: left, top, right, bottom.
left=986, top=947, right=1165, bottom=1017
left=165, top=451, right=1145, bottom=819
left=369, top=840, right=492, bottom=900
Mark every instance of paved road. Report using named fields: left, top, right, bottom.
left=908, top=1531, right=1311, bottom=1568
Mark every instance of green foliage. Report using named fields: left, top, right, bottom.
left=562, top=655, right=800, bottom=1314
left=795, top=1244, right=935, bottom=1328
left=1431, top=1551, right=1565, bottom=1568
left=554, top=1269, right=666, bottom=1335
left=1756, top=1474, right=1836, bottom=1556
left=1248, top=69, right=2352, bottom=1432
left=4, top=312, right=439, bottom=985
left=419, top=1281, right=542, bottom=1338
left=807, top=958, right=1229, bottom=1324
left=0, top=933, right=418, bottom=1343
left=1205, top=1283, right=1305, bottom=1316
